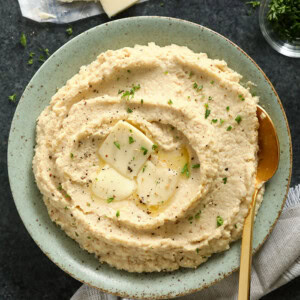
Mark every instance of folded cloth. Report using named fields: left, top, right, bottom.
left=71, top=185, right=300, bottom=300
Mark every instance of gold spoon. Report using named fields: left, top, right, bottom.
left=238, top=105, right=280, bottom=300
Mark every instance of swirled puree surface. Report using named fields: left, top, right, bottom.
left=33, top=43, right=264, bottom=273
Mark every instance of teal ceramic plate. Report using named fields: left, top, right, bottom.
left=8, top=17, right=292, bottom=299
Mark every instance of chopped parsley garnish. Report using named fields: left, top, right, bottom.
left=196, top=248, right=200, bottom=253
left=189, top=71, right=194, bottom=78
left=220, top=119, right=225, bottom=125
left=238, top=94, right=245, bottom=101
left=210, top=80, right=214, bottom=84
left=267, top=0, right=300, bottom=42
left=118, top=89, right=124, bottom=95
left=195, top=210, right=201, bottom=219
left=70, top=153, right=74, bottom=158
left=188, top=216, right=193, bottom=221
left=226, top=125, right=232, bottom=131
left=44, top=48, right=50, bottom=56
left=246, top=1, right=261, bottom=8
left=28, top=58, right=33, bottom=65
left=114, top=141, right=120, bottom=149
left=20, top=33, right=27, bottom=47
left=29, top=52, right=35, bottom=58
left=226, top=106, right=230, bottom=111
left=121, top=84, right=140, bottom=100
left=129, top=136, right=135, bottom=144
left=38, top=55, right=45, bottom=62
left=127, top=69, right=131, bottom=73
left=211, top=119, right=218, bottom=124
left=127, top=108, right=133, bottom=113
left=141, top=146, right=148, bottom=155
left=235, top=115, right=242, bottom=124
left=8, top=94, right=17, bottom=102
left=217, top=216, right=224, bottom=227
left=58, top=184, right=63, bottom=190
left=164, top=71, right=169, bottom=75
left=223, top=177, right=227, bottom=184
left=142, top=165, right=147, bottom=172
left=152, top=144, right=158, bottom=150
left=107, top=197, right=114, bottom=203
left=193, top=82, right=203, bottom=92
left=234, top=224, right=238, bottom=229
left=192, top=164, right=200, bottom=168
left=141, top=99, right=144, bottom=104
left=208, top=96, right=213, bottom=101
left=116, top=210, right=120, bottom=217
left=66, top=27, right=73, bottom=36
left=168, top=99, right=173, bottom=105
left=204, top=104, right=211, bottom=119
left=181, top=163, right=190, bottom=178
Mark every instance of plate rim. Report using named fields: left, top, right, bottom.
left=7, top=16, right=292, bottom=299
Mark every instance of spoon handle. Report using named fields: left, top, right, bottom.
left=238, top=187, right=259, bottom=300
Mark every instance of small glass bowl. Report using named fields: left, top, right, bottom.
left=259, top=0, right=300, bottom=58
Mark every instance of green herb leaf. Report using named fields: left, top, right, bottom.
left=226, top=125, right=232, bottom=131
left=196, top=248, right=200, bottom=253
left=152, top=144, right=158, bottom=150
left=181, top=163, right=190, bottom=178
left=29, top=52, right=35, bottom=58
left=226, top=106, right=230, bottom=111
left=44, top=48, right=50, bottom=56
left=20, top=33, right=27, bottom=47
left=116, top=210, right=120, bottom=217
left=238, top=94, right=245, bottom=101
left=70, top=153, right=74, bottom=158
left=211, top=119, right=218, bottom=123
left=205, top=104, right=211, bottom=119
left=164, top=71, right=169, bottom=75
left=127, top=108, right=133, bottom=113
left=8, top=94, right=17, bottom=102
left=223, top=177, right=227, bottom=184
left=235, top=115, right=242, bottom=124
left=141, top=146, right=148, bottom=155
left=246, top=1, right=260, bottom=8
left=107, top=197, right=114, bottom=203
left=208, top=96, right=213, bottom=101
left=129, top=136, right=135, bottom=144
left=210, top=80, right=214, bottom=84
left=168, top=99, right=173, bottom=105
left=114, top=141, right=120, bottom=149
left=38, top=55, right=45, bottom=63
left=28, top=58, right=33, bottom=65
left=192, top=164, right=200, bottom=168
left=141, top=99, right=144, bottom=104
left=217, top=216, right=224, bottom=227
left=220, top=119, right=225, bottom=125
left=195, top=210, right=201, bottom=219
left=142, top=165, right=147, bottom=172
left=66, top=27, right=73, bottom=36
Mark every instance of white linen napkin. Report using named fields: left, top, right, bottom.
left=18, top=0, right=147, bottom=23
left=71, top=184, right=300, bottom=300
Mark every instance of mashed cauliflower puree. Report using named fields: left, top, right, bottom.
left=33, top=43, right=262, bottom=272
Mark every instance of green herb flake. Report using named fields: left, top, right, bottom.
left=141, top=99, right=144, bottom=104
left=192, top=164, right=200, bottom=168
left=118, top=89, right=124, bottom=95
left=226, top=125, right=232, bottom=131
left=181, top=163, right=190, bottom=178
left=58, top=184, right=63, bottom=191
left=142, top=165, right=147, bottom=172
left=193, top=82, right=203, bottom=92
left=114, top=141, right=121, bottom=149
left=234, top=224, right=238, bottom=229
left=8, top=94, right=17, bottom=102
left=246, top=1, right=260, bottom=8
left=127, top=107, right=133, bottom=113
left=129, top=136, right=135, bottom=144
left=196, top=248, right=200, bottom=254
left=121, top=84, right=140, bottom=100
left=220, top=119, right=225, bottom=125
left=208, top=96, right=213, bottom=101
left=28, top=58, right=33, bottom=65
left=141, top=146, right=148, bottom=155
left=210, top=80, right=214, bottom=84
left=29, top=52, right=35, bottom=58
left=66, top=27, right=73, bottom=36
left=70, top=153, right=74, bottom=158
left=152, top=144, right=158, bottom=150
left=75, top=232, right=79, bottom=237
left=164, top=71, right=169, bottom=75
left=127, top=69, right=131, bottom=73
left=168, top=99, right=173, bottom=105
left=226, top=106, right=230, bottom=111
left=38, top=55, right=45, bottom=63
left=20, top=33, right=27, bottom=47
left=235, top=115, right=242, bottom=124
left=238, top=94, right=245, bottom=101
left=204, top=104, right=211, bottom=119
left=64, top=206, right=68, bottom=210
left=188, top=216, right=193, bottom=221
left=195, top=211, right=201, bottom=219
left=211, top=119, right=218, bottom=124
left=222, top=177, right=227, bottom=184
left=44, top=48, right=50, bottom=56
left=116, top=210, right=120, bottom=217
left=217, top=216, right=224, bottom=227
left=189, top=71, right=194, bottom=78
left=107, top=197, right=114, bottom=203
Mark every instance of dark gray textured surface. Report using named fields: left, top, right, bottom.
left=1, top=0, right=299, bottom=299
